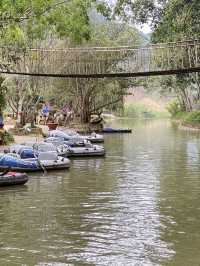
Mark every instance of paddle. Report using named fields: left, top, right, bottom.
left=34, top=151, right=47, bottom=175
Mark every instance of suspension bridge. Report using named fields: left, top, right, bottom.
left=0, top=40, right=200, bottom=78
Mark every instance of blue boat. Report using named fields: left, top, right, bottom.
left=0, top=155, right=39, bottom=172
left=7, top=145, right=71, bottom=171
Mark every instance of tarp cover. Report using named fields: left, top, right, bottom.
left=0, top=155, right=38, bottom=169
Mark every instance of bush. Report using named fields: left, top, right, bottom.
left=0, top=130, right=14, bottom=145
left=166, top=100, right=182, bottom=117
left=123, top=103, right=168, bottom=119
left=183, top=111, right=200, bottom=125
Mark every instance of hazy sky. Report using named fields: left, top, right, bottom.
left=137, top=24, right=152, bottom=34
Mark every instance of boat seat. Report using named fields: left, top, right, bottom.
left=38, top=151, right=58, bottom=161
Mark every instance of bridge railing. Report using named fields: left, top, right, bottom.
left=0, top=40, right=200, bottom=78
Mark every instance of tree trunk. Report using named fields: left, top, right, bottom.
left=81, top=95, right=90, bottom=123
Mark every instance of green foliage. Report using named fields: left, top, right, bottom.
left=166, top=100, right=183, bottom=117
left=114, top=0, right=167, bottom=26
left=0, top=130, right=14, bottom=145
left=152, top=0, right=200, bottom=42
left=123, top=103, right=169, bottom=119
left=0, top=0, right=110, bottom=45
left=183, top=111, right=200, bottom=125
left=91, top=21, right=144, bottom=46
left=43, top=21, right=144, bottom=123
left=170, top=110, right=200, bottom=127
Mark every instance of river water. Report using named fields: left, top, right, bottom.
left=1, top=119, right=200, bottom=266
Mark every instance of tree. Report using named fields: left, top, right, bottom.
left=0, top=0, right=111, bottom=126
left=0, top=0, right=110, bottom=45
left=114, top=0, right=167, bottom=27
left=0, top=77, right=6, bottom=126
left=149, top=0, right=200, bottom=112
left=44, top=21, right=144, bottom=123
left=152, top=0, right=200, bottom=43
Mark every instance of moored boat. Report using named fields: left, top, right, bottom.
left=0, top=172, right=28, bottom=186
left=102, top=127, right=132, bottom=133
left=43, top=137, right=105, bottom=157
left=0, top=155, right=39, bottom=172
left=48, top=130, right=104, bottom=143
left=3, top=144, right=71, bottom=171
left=60, top=143, right=106, bottom=157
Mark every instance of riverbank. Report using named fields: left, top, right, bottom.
left=171, top=111, right=200, bottom=131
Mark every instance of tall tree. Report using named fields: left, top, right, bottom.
left=44, top=21, right=143, bottom=123
left=150, top=0, right=200, bottom=112
left=0, top=0, right=111, bottom=126
left=0, top=0, right=110, bottom=45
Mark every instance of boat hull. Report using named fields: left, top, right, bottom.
left=86, top=137, right=104, bottom=143
left=0, top=173, right=28, bottom=186
left=102, top=128, right=132, bottom=133
left=61, top=148, right=105, bottom=157
left=0, top=155, right=70, bottom=172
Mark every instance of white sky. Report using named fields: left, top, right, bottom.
left=136, top=24, right=152, bottom=34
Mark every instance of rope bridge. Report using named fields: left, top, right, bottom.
left=1, top=40, right=200, bottom=78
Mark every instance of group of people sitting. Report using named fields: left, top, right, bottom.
left=40, top=102, right=74, bottom=125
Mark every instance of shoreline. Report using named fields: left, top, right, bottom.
left=172, top=119, right=200, bottom=132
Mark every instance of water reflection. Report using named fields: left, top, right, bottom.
left=0, top=120, right=200, bottom=265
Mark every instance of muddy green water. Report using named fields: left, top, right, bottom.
left=1, top=119, right=200, bottom=266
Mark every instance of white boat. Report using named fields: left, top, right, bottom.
left=43, top=137, right=105, bottom=157
left=44, top=136, right=85, bottom=147
left=48, top=130, right=104, bottom=143
left=58, top=143, right=106, bottom=157
left=25, top=151, right=71, bottom=170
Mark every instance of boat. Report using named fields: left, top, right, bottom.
left=0, top=171, right=28, bottom=186
left=85, top=132, right=104, bottom=143
left=44, top=136, right=85, bottom=147
left=60, top=143, right=106, bottom=157
left=25, top=151, right=71, bottom=170
left=5, top=143, right=71, bottom=171
left=43, top=137, right=105, bottom=157
left=102, top=127, right=132, bottom=133
left=48, top=130, right=104, bottom=143
left=0, top=155, right=39, bottom=172
left=20, top=143, right=71, bottom=170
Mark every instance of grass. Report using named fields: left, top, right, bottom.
left=172, top=111, right=200, bottom=127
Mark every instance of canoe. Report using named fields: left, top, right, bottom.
left=0, top=172, right=28, bottom=186
left=102, top=127, right=132, bottom=133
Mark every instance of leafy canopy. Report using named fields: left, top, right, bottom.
left=152, top=0, right=200, bottom=42
left=0, top=0, right=110, bottom=45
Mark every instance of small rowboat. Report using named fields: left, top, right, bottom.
left=0, top=171, right=28, bottom=186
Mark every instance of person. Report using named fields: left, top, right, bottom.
left=41, top=102, right=49, bottom=125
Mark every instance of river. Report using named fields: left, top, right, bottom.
left=1, top=119, right=200, bottom=265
